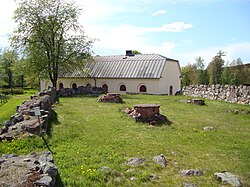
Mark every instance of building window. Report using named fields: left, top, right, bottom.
left=59, top=83, right=64, bottom=90
left=102, top=84, right=108, bottom=92
left=120, top=85, right=126, bottom=91
left=139, top=85, right=147, bottom=92
left=72, top=83, right=77, bottom=89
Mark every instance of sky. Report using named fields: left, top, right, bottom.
left=0, top=0, right=250, bottom=67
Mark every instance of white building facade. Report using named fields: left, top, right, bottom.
left=40, top=52, right=182, bottom=95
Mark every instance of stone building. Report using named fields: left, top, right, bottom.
left=40, top=50, right=181, bottom=95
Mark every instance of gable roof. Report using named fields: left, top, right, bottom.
left=59, top=54, right=179, bottom=79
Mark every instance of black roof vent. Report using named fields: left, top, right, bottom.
left=126, top=50, right=134, bottom=56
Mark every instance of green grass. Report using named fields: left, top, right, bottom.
left=0, top=94, right=250, bottom=186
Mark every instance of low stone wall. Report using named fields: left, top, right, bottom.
left=59, top=86, right=105, bottom=96
left=0, top=151, right=58, bottom=187
left=0, top=87, right=57, bottom=141
left=182, top=84, right=250, bottom=105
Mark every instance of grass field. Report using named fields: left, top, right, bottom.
left=0, top=94, right=249, bottom=186
left=0, top=89, right=38, bottom=123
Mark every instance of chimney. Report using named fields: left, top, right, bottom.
left=126, top=50, right=134, bottom=56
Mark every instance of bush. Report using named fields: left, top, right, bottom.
left=0, top=88, right=24, bottom=95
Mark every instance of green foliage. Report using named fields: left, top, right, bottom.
left=132, top=50, right=142, bottom=54
left=0, top=49, right=19, bottom=88
left=0, top=88, right=24, bottom=95
left=0, top=136, right=46, bottom=155
left=11, top=0, right=93, bottom=88
left=207, top=50, right=225, bottom=85
left=182, top=51, right=249, bottom=86
left=1, top=94, right=249, bottom=186
left=0, top=89, right=35, bottom=123
left=181, top=56, right=207, bottom=86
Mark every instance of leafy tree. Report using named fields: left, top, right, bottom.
left=207, top=50, right=225, bottom=85
left=0, top=49, right=19, bottom=91
left=132, top=50, right=141, bottom=55
left=181, top=65, right=192, bottom=86
left=181, top=56, right=207, bottom=86
left=11, top=0, right=93, bottom=90
left=230, top=58, right=243, bottom=66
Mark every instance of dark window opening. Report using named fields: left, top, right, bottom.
left=102, top=84, right=108, bottom=92
left=72, top=83, right=77, bottom=89
left=120, top=85, right=126, bottom=91
left=139, top=85, right=147, bottom=92
left=59, top=83, right=64, bottom=90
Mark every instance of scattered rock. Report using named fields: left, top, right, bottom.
left=98, top=166, right=112, bottom=174
left=203, top=126, right=215, bottom=131
left=224, top=109, right=250, bottom=115
left=183, top=182, right=198, bottom=187
left=130, top=176, right=137, bottom=181
left=179, top=169, right=203, bottom=176
left=153, top=154, right=167, bottom=167
left=125, top=169, right=136, bottom=173
left=149, top=174, right=159, bottom=181
left=177, top=99, right=205, bottom=106
left=215, top=171, right=242, bottom=187
left=127, top=157, right=146, bottom=167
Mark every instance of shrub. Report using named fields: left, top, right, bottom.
left=0, top=88, right=24, bottom=95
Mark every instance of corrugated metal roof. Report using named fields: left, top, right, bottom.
left=59, top=54, right=178, bottom=79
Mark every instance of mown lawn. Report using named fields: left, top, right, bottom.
left=0, top=94, right=250, bottom=186
left=0, top=89, right=38, bottom=123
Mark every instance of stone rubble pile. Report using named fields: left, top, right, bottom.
left=59, top=86, right=105, bottom=96
left=177, top=99, right=205, bottom=106
left=0, top=151, right=58, bottom=187
left=97, top=93, right=124, bottom=103
left=0, top=87, right=57, bottom=141
left=123, top=104, right=172, bottom=125
left=182, top=84, right=250, bottom=105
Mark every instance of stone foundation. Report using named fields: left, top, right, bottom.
left=123, top=104, right=172, bottom=125
left=182, top=84, right=250, bottom=105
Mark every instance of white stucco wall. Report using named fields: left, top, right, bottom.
left=159, top=60, right=181, bottom=95
left=40, top=60, right=181, bottom=95
left=41, top=78, right=162, bottom=94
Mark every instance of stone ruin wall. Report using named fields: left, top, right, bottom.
left=0, top=87, right=57, bottom=141
left=182, top=84, right=250, bottom=105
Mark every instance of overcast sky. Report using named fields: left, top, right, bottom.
left=0, top=0, right=250, bottom=67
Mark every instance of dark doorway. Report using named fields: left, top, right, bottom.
left=169, top=85, right=173, bottom=95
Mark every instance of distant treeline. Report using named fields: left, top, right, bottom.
left=181, top=51, right=250, bottom=87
